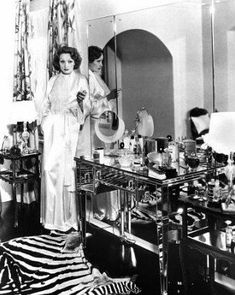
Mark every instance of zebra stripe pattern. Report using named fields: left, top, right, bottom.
left=0, top=233, right=140, bottom=294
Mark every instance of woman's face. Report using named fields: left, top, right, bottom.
left=89, top=54, right=103, bottom=74
left=59, top=53, right=75, bottom=75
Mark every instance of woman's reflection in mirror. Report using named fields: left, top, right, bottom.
left=88, top=45, right=121, bottom=149
left=88, top=46, right=120, bottom=222
left=88, top=46, right=120, bottom=106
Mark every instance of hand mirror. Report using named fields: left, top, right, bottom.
left=95, top=110, right=125, bottom=143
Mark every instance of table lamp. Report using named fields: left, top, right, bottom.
left=7, top=100, right=38, bottom=154
left=203, top=112, right=235, bottom=202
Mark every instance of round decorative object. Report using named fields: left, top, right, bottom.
left=185, top=155, right=200, bottom=168
left=95, top=111, right=125, bottom=143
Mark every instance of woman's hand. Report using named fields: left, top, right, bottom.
left=106, top=89, right=121, bottom=101
left=77, top=90, right=87, bottom=103
left=77, top=90, right=87, bottom=112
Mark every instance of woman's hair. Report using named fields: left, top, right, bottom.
left=53, top=46, right=82, bottom=71
left=88, top=46, right=103, bottom=63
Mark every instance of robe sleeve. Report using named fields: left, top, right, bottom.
left=71, top=75, right=91, bottom=125
left=39, top=76, right=57, bottom=125
left=79, top=75, right=91, bottom=120
left=89, top=70, right=112, bottom=118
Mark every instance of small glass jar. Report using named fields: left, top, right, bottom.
left=213, top=180, right=221, bottom=202
left=225, top=220, right=233, bottom=248
left=93, top=150, right=100, bottom=161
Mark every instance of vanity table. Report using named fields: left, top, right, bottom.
left=178, top=194, right=235, bottom=293
left=74, top=153, right=221, bottom=295
left=0, top=151, right=41, bottom=231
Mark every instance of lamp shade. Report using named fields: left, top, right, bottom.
left=203, top=112, right=235, bottom=155
left=8, top=100, right=38, bottom=124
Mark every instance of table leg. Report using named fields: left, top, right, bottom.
left=17, top=183, right=24, bottom=234
left=126, top=192, right=132, bottom=234
left=120, top=191, right=125, bottom=237
left=76, top=189, right=87, bottom=247
left=34, top=156, right=41, bottom=202
left=159, top=185, right=170, bottom=295
left=12, top=182, right=18, bottom=228
left=11, top=159, right=18, bottom=229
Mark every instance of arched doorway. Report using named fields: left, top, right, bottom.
left=104, top=29, right=174, bottom=137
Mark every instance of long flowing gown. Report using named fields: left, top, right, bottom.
left=40, top=71, right=90, bottom=231
left=89, top=69, right=119, bottom=221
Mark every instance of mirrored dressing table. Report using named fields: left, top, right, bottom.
left=74, top=153, right=221, bottom=295
left=0, top=151, right=41, bottom=232
left=178, top=192, right=235, bottom=294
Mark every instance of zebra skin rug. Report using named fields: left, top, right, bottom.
left=0, top=232, right=140, bottom=295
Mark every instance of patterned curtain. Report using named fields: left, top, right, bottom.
left=48, top=0, right=76, bottom=78
left=13, top=0, right=33, bottom=101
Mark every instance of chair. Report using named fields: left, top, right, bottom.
left=189, top=107, right=210, bottom=143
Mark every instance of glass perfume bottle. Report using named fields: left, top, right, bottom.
left=207, top=178, right=215, bottom=200
left=21, top=122, right=30, bottom=154
left=133, top=135, right=142, bottom=156
left=213, top=180, right=221, bottom=203
left=1, top=135, right=10, bottom=153
left=225, top=220, right=233, bottom=248
left=123, top=129, right=130, bottom=149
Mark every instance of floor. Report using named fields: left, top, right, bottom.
left=0, top=201, right=234, bottom=295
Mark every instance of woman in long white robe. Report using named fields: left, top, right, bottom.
left=40, top=46, right=90, bottom=232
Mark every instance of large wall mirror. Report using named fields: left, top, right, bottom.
left=213, top=0, right=235, bottom=112
left=87, top=1, right=215, bottom=140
